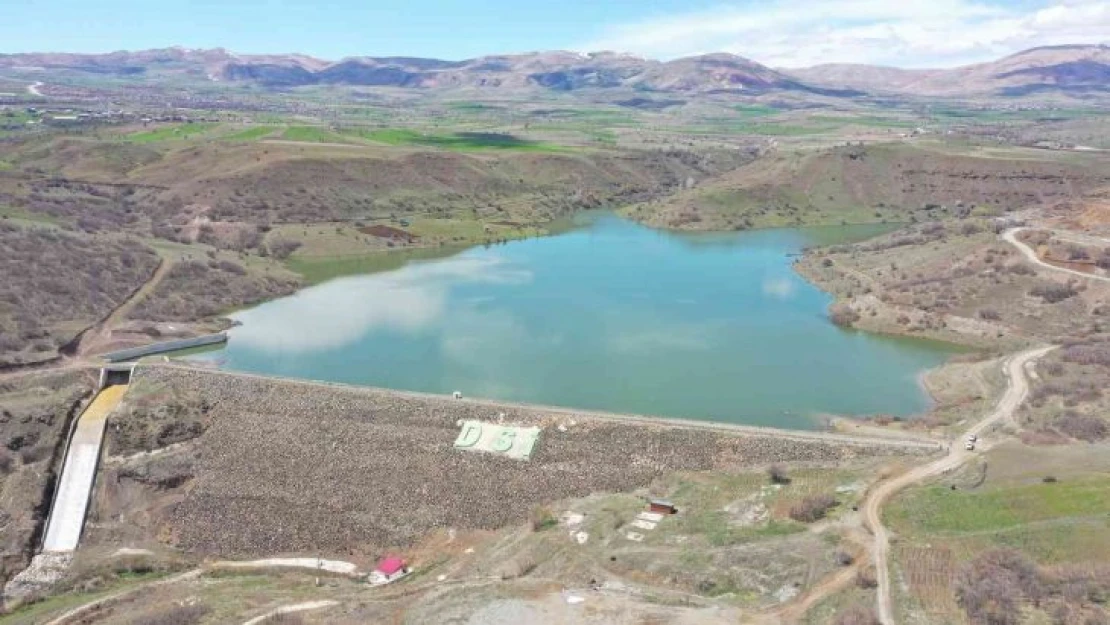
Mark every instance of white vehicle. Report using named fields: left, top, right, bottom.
left=966, top=434, right=978, bottom=443
left=965, top=440, right=976, bottom=451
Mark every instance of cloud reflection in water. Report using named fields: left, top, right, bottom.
left=228, top=254, right=532, bottom=353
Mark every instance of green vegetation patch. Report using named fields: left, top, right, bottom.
left=732, top=104, right=780, bottom=118
left=887, top=476, right=1110, bottom=535
left=808, top=115, right=918, bottom=129
left=355, top=128, right=566, bottom=152
left=285, top=245, right=467, bottom=284
left=280, top=125, right=351, bottom=143
left=123, top=123, right=218, bottom=143
left=444, top=101, right=502, bottom=112
left=219, top=125, right=279, bottom=142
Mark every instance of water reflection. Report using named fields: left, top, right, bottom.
left=208, top=216, right=958, bottom=429
left=230, top=255, right=532, bottom=353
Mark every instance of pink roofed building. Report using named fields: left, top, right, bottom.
left=368, top=556, right=409, bottom=585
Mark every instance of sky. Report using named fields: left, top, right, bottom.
left=1, top=0, right=1106, bottom=68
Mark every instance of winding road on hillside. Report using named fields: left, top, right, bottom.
left=75, top=256, right=173, bottom=358
left=865, top=345, right=1055, bottom=625
left=1003, top=227, right=1110, bottom=284
left=27, top=81, right=43, bottom=96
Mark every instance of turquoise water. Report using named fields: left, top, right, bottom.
left=199, top=215, right=957, bottom=429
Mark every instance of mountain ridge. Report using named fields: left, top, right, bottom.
left=1, top=44, right=1107, bottom=98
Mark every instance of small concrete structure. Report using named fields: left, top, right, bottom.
left=648, top=499, right=678, bottom=515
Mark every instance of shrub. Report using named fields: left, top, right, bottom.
left=1053, top=412, right=1108, bottom=442
left=257, top=614, right=305, bottom=625
left=768, top=464, right=790, bottom=485
left=1030, top=283, right=1078, bottom=304
left=530, top=506, right=557, bottom=531
left=789, top=494, right=837, bottom=523
left=829, top=304, right=861, bottom=327
left=1061, top=343, right=1110, bottom=367
left=856, top=566, right=877, bottom=588
left=267, top=238, right=302, bottom=260
left=1006, top=263, right=1035, bottom=275
left=832, top=605, right=881, bottom=625
left=1067, top=245, right=1090, bottom=261
left=215, top=260, right=247, bottom=276
left=978, top=308, right=1001, bottom=321
left=956, top=548, right=1044, bottom=625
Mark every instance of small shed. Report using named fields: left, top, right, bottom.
left=368, top=556, right=409, bottom=585
left=648, top=499, right=678, bottom=515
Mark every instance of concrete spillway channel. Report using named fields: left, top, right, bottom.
left=41, top=383, right=128, bottom=551
left=3, top=368, right=131, bottom=601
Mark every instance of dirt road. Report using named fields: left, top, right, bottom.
left=27, top=81, right=43, bottom=96
left=42, top=569, right=202, bottom=625
left=1003, top=227, right=1110, bottom=284
left=75, top=257, right=172, bottom=358
left=864, top=346, right=1054, bottom=625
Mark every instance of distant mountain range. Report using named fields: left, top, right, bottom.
left=1, top=44, right=1108, bottom=99
left=787, top=45, right=1110, bottom=97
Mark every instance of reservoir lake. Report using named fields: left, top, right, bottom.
left=197, top=215, right=958, bottom=430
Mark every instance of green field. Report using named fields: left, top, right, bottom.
left=123, top=123, right=218, bottom=143
left=353, top=128, right=566, bottom=152
left=886, top=476, right=1110, bottom=535
left=220, top=126, right=279, bottom=142
left=280, top=125, right=353, bottom=143
left=732, top=104, right=780, bottom=118
left=284, top=245, right=466, bottom=284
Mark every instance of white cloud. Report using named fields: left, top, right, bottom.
left=578, top=0, right=1110, bottom=67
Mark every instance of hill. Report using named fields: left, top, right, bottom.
left=786, top=45, right=1110, bottom=98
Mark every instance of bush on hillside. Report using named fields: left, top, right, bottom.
left=1053, top=412, right=1108, bottom=442
left=956, top=549, right=1045, bottom=625
left=1029, top=283, right=1078, bottom=304
left=832, top=605, right=881, bottom=625
left=768, top=464, right=790, bottom=485
left=829, top=304, right=861, bottom=327
left=789, top=494, right=837, bottom=523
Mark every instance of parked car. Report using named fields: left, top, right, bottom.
left=965, top=440, right=976, bottom=451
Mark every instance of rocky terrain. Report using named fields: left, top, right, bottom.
left=88, top=366, right=935, bottom=560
